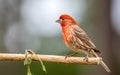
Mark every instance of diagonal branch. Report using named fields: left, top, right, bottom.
left=0, top=53, right=102, bottom=65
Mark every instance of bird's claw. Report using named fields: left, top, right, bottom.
left=83, top=55, right=89, bottom=62
left=65, top=52, right=78, bottom=60
left=65, top=55, right=70, bottom=60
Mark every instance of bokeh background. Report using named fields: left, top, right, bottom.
left=0, top=0, right=119, bottom=75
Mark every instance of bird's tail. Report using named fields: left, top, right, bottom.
left=91, top=50, right=111, bottom=73
left=100, top=60, right=111, bottom=72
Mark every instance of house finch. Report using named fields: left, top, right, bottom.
left=56, top=14, right=111, bottom=73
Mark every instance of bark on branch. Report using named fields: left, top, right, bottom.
left=0, top=53, right=102, bottom=65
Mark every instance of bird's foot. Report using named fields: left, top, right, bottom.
left=65, top=55, right=69, bottom=60
left=83, top=55, right=89, bottom=62
left=65, top=52, right=78, bottom=60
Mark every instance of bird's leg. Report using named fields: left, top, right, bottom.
left=83, top=54, right=89, bottom=62
left=83, top=48, right=91, bottom=62
left=65, top=52, right=78, bottom=59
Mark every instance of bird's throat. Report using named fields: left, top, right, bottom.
left=60, top=22, right=66, bottom=27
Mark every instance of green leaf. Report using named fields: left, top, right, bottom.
left=38, top=56, right=47, bottom=73
left=27, top=64, right=32, bottom=75
left=24, top=57, right=32, bottom=65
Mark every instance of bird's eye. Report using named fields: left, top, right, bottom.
left=62, top=18, right=64, bottom=21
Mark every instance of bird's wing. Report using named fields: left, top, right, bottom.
left=71, top=25, right=100, bottom=53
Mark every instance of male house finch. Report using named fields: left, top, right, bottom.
left=56, top=14, right=111, bottom=73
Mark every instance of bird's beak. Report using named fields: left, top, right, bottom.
left=56, top=19, right=61, bottom=23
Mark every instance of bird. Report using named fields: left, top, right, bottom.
left=56, top=14, right=111, bottom=73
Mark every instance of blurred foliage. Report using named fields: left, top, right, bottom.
left=31, top=62, right=79, bottom=75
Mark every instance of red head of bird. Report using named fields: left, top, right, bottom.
left=56, top=14, right=76, bottom=28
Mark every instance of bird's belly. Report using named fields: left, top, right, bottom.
left=62, top=29, right=87, bottom=53
left=63, top=35, right=81, bottom=52
left=63, top=34, right=87, bottom=53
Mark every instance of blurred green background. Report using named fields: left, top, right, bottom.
left=0, top=0, right=119, bottom=75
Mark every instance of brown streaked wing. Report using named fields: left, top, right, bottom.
left=71, top=25, right=101, bottom=53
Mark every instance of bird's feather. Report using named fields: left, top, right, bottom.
left=71, top=25, right=101, bottom=53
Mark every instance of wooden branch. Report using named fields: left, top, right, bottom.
left=0, top=53, right=102, bottom=65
